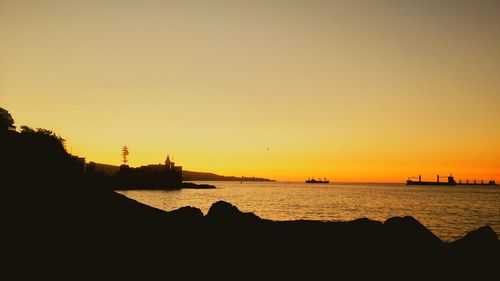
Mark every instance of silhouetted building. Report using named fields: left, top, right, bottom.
left=165, top=155, right=174, bottom=169
left=164, top=155, right=182, bottom=174
left=167, top=155, right=182, bottom=176
left=115, top=154, right=183, bottom=188
left=139, top=154, right=183, bottom=183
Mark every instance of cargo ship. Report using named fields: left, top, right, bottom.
left=456, top=179, right=497, bottom=186
left=407, top=175, right=497, bottom=186
left=305, top=178, right=330, bottom=184
left=406, top=175, right=456, bottom=186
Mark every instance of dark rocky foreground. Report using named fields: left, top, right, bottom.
left=0, top=123, right=498, bottom=279
left=5, top=184, right=498, bottom=279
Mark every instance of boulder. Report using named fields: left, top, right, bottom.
left=384, top=216, right=442, bottom=248
left=165, top=206, right=204, bottom=222
left=452, top=225, right=499, bottom=252
left=206, top=201, right=260, bottom=223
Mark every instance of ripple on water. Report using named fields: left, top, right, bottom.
left=119, top=182, right=500, bottom=241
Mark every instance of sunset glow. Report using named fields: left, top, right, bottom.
left=1, top=1, right=499, bottom=182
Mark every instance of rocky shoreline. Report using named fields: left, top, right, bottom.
left=1, top=110, right=498, bottom=278
left=5, top=184, right=499, bottom=278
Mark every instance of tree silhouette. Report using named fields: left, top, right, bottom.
left=0, top=107, right=16, bottom=131
left=20, top=125, right=66, bottom=144
left=20, top=125, right=35, bottom=133
left=122, top=145, right=129, bottom=165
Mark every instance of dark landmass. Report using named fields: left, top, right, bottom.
left=180, top=182, right=217, bottom=189
left=1, top=107, right=498, bottom=278
left=114, top=182, right=217, bottom=190
left=92, top=162, right=120, bottom=175
left=183, top=170, right=274, bottom=182
left=6, top=188, right=499, bottom=278
left=90, top=162, right=215, bottom=190
left=92, top=162, right=274, bottom=182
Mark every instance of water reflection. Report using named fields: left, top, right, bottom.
left=119, top=181, right=500, bottom=241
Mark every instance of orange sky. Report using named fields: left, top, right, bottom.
left=1, top=1, right=499, bottom=182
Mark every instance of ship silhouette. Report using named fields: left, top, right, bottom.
left=406, top=174, right=497, bottom=186
left=305, top=177, right=330, bottom=184
left=407, top=174, right=456, bottom=186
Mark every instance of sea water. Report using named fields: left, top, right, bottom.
left=119, top=181, right=500, bottom=241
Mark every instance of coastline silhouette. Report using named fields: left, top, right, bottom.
left=1, top=107, right=499, bottom=278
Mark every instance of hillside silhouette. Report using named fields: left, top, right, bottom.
left=1, top=106, right=498, bottom=278
left=91, top=162, right=273, bottom=182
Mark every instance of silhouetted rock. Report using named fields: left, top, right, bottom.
left=452, top=226, right=499, bottom=253
left=384, top=216, right=442, bottom=255
left=344, top=217, right=385, bottom=241
left=165, top=206, right=204, bottom=222
left=2, top=106, right=498, bottom=278
left=206, top=201, right=261, bottom=223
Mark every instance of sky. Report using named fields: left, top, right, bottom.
left=1, top=0, right=499, bottom=182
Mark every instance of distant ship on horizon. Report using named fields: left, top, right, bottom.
left=406, top=174, right=497, bottom=186
left=306, top=178, right=330, bottom=184
left=407, top=174, right=456, bottom=186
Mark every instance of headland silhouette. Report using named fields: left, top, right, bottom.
left=1, top=106, right=498, bottom=278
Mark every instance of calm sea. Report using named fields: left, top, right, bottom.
left=119, top=181, right=500, bottom=241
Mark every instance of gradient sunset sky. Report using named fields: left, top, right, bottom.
left=1, top=0, right=499, bottom=182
